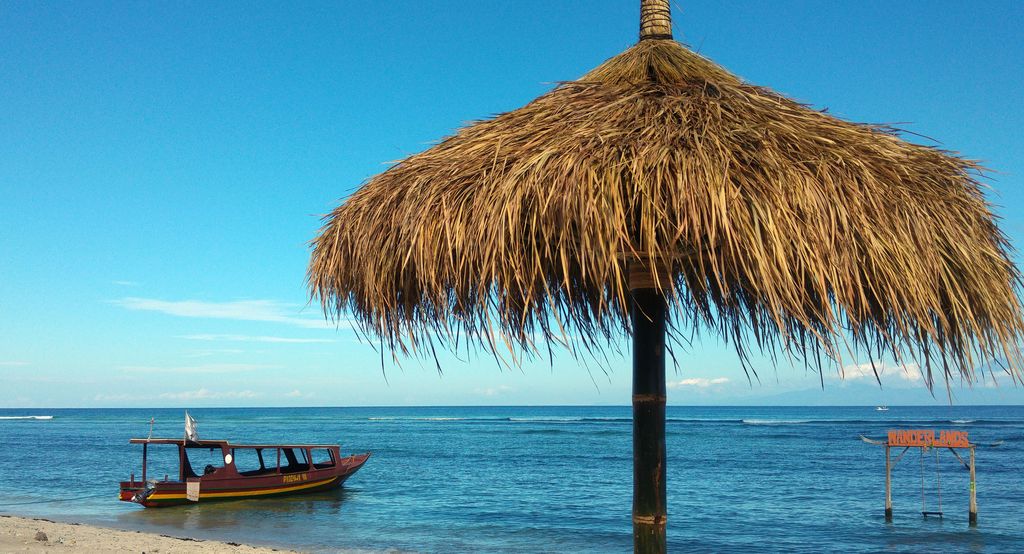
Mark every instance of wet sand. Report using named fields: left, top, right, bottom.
left=0, top=515, right=300, bottom=553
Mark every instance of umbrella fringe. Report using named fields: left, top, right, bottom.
left=308, top=38, right=1024, bottom=394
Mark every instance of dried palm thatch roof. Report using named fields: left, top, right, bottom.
left=309, top=31, right=1023, bottom=388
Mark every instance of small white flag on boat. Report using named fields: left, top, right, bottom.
left=184, top=410, right=198, bottom=443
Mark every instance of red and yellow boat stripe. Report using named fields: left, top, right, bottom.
left=144, top=476, right=340, bottom=504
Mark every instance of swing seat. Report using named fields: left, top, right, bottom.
left=921, top=511, right=944, bottom=518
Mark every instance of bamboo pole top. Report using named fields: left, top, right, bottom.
left=640, top=0, right=673, bottom=40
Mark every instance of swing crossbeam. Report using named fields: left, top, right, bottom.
left=871, top=429, right=977, bottom=526
left=948, top=447, right=970, bottom=470
left=891, top=446, right=910, bottom=467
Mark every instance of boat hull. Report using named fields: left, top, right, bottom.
left=120, top=453, right=369, bottom=508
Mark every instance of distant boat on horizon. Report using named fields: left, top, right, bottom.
left=876, top=405, right=889, bottom=412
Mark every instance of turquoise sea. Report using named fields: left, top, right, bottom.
left=0, top=406, right=1021, bottom=552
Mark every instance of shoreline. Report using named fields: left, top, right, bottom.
left=0, top=515, right=302, bottom=553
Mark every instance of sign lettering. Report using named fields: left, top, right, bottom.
left=887, top=429, right=969, bottom=448
left=282, top=473, right=308, bottom=484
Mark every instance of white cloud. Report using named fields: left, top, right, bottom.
left=120, top=363, right=274, bottom=374
left=94, top=393, right=135, bottom=402
left=7, top=375, right=97, bottom=384
left=184, top=348, right=247, bottom=358
left=181, top=334, right=335, bottom=344
left=159, top=388, right=259, bottom=401
left=668, top=377, right=730, bottom=389
left=0, top=361, right=30, bottom=367
left=474, top=385, right=514, bottom=397
left=113, top=297, right=344, bottom=329
left=113, top=280, right=140, bottom=287
left=839, top=362, right=922, bottom=382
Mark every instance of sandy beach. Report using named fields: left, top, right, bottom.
left=0, top=515, right=299, bottom=553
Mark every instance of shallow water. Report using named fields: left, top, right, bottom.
left=0, top=406, right=1021, bottom=552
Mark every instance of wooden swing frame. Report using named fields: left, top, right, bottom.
left=865, top=429, right=977, bottom=526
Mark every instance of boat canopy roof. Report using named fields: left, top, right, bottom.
left=129, top=438, right=339, bottom=449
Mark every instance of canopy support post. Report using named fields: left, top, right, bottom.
left=142, top=442, right=148, bottom=484
left=632, top=287, right=667, bottom=554
left=969, top=446, right=977, bottom=526
left=885, top=444, right=892, bottom=522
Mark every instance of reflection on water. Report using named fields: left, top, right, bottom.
left=116, top=488, right=358, bottom=548
left=883, top=524, right=989, bottom=554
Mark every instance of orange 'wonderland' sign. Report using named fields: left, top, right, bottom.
left=887, top=429, right=970, bottom=448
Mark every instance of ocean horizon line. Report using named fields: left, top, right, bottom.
left=2, top=403, right=1022, bottom=410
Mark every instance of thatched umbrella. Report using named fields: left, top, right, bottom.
left=310, top=1, right=1023, bottom=551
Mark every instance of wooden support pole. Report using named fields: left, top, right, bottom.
left=885, top=445, right=892, bottom=522
left=177, top=445, right=185, bottom=481
left=969, top=447, right=977, bottom=526
left=141, top=442, right=148, bottom=483
left=631, top=287, right=667, bottom=554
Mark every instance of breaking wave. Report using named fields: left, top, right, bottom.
left=742, top=419, right=812, bottom=425
left=361, top=415, right=1021, bottom=427
left=368, top=417, right=467, bottom=421
left=0, top=415, right=53, bottom=420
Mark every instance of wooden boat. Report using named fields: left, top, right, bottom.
left=119, top=437, right=370, bottom=507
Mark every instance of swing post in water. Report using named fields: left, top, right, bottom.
left=969, top=447, right=977, bottom=525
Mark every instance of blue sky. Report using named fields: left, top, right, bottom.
left=2, top=1, right=1023, bottom=407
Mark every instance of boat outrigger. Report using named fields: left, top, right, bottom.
left=119, top=437, right=370, bottom=507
